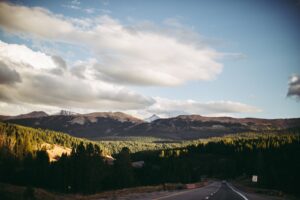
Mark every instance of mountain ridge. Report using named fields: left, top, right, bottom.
left=0, top=111, right=48, bottom=120
left=144, top=114, right=160, bottom=122
left=1, top=111, right=300, bottom=140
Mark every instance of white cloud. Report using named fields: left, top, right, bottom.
left=0, top=40, right=57, bottom=70
left=0, top=2, right=76, bottom=40
left=71, top=0, right=81, bottom=5
left=0, top=2, right=223, bottom=86
left=62, top=0, right=99, bottom=15
left=287, top=74, right=300, bottom=100
left=85, top=8, right=95, bottom=14
left=140, top=97, right=261, bottom=118
left=0, top=41, right=154, bottom=114
left=0, top=41, right=260, bottom=117
left=0, top=3, right=261, bottom=117
left=62, top=0, right=81, bottom=10
left=62, top=4, right=80, bottom=10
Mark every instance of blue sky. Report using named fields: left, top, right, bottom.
left=0, top=0, right=299, bottom=118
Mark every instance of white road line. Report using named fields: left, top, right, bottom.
left=152, top=189, right=197, bottom=200
left=226, top=183, right=248, bottom=200
left=202, top=183, right=221, bottom=200
left=153, top=182, right=220, bottom=200
left=211, top=183, right=222, bottom=195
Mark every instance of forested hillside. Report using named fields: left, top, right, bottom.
left=0, top=122, right=95, bottom=158
left=0, top=122, right=300, bottom=195
left=0, top=122, right=202, bottom=155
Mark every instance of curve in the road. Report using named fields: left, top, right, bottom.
left=226, top=183, right=248, bottom=200
left=153, top=182, right=220, bottom=200
left=208, top=182, right=247, bottom=200
left=152, top=181, right=249, bottom=200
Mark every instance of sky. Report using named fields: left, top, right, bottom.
left=0, top=0, right=299, bottom=119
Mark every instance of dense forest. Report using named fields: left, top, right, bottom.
left=0, top=122, right=300, bottom=195
left=0, top=122, right=203, bottom=155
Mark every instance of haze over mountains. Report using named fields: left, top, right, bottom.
left=1, top=111, right=300, bottom=140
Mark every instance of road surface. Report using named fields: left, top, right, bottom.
left=153, top=181, right=248, bottom=200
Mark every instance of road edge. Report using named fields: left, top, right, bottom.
left=226, top=182, right=248, bottom=200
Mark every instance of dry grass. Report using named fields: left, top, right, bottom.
left=41, top=143, right=72, bottom=162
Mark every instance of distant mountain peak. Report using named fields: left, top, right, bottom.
left=29, top=111, right=48, bottom=116
left=8, top=111, right=48, bottom=120
left=82, top=112, right=143, bottom=123
left=145, top=114, right=160, bottom=122
left=54, top=110, right=77, bottom=116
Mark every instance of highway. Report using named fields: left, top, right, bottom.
left=153, top=181, right=248, bottom=200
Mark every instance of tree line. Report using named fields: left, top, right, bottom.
left=0, top=122, right=300, bottom=195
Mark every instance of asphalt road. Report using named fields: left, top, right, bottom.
left=153, top=181, right=248, bottom=200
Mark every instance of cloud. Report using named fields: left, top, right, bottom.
left=143, top=97, right=261, bottom=117
left=0, top=40, right=58, bottom=70
left=0, top=2, right=260, bottom=117
left=71, top=0, right=81, bottom=5
left=0, top=2, right=76, bottom=39
left=62, top=0, right=81, bottom=10
left=62, top=4, right=80, bottom=10
left=287, top=74, right=300, bottom=100
left=62, top=0, right=99, bottom=14
left=0, top=41, right=154, bottom=112
left=51, top=55, right=67, bottom=69
left=0, top=61, right=21, bottom=85
left=84, top=8, right=95, bottom=14
left=0, top=41, right=259, bottom=117
left=0, top=2, right=223, bottom=86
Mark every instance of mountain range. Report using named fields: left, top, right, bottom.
left=1, top=111, right=300, bottom=140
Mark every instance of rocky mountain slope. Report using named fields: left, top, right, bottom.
left=127, top=115, right=300, bottom=139
left=2, top=111, right=143, bottom=139
left=2, top=111, right=300, bottom=140
left=0, top=111, right=48, bottom=120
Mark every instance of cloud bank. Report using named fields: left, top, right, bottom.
left=0, top=61, right=21, bottom=85
left=0, top=2, right=222, bottom=86
left=0, top=41, right=154, bottom=112
left=141, top=97, right=261, bottom=118
left=0, top=2, right=261, bottom=117
left=287, top=74, right=300, bottom=100
left=0, top=40, right=260, bottom=116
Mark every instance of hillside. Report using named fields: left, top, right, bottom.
left=0, top=122, right=204, bottom=155
left=4, top=121, right=299, bottom=158
left=127, top=115, right=300, bottom=139
left=1, top=111, right=48, bottom=120
left=3, top=111, right=300, bottom=140
left=1, top=121, right=299, bottom=195
left=0, top=122, right=92, bottom=157
left=3, top=111, right=143, bottom=140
